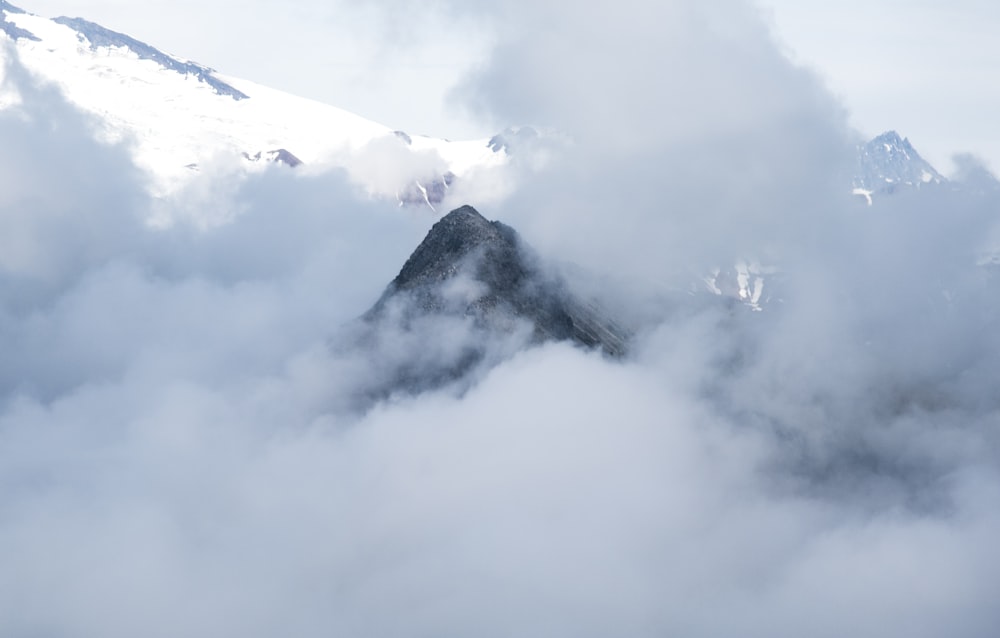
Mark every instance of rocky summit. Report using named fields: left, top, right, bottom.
left=854, top=130, right=944, bottom=194
left=366, top=205, right=630, bottom=358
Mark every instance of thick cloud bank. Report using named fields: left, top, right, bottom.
left=3, top=3, right=1000, bottom=637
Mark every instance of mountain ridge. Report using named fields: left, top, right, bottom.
left=0, top=0, right=38, bottom=41
left=1, top=3, right=961, bottom=211
left=51, top=15, right=248, bottom=100
left=0, top=5, right=505, bottom=201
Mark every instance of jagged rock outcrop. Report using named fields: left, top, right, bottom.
left=344, top=205, right=629, bottom=402
left=367, top=205, right=630, bottom=356
left=242, top=148, right=303, bottom=168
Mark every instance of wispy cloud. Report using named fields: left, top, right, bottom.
left=2, top=2, right=1000, bottom=636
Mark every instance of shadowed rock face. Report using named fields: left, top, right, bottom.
left=367, top=205, right=630, bottom=357
left=343, top=205, right=629, bottom=404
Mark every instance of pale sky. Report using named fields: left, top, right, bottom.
left=16, top=0, right=1000, bottom=174
left=758, top=0, right=1000, bottom=174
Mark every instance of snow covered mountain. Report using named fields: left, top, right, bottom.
left=0, top=1, right=504, bottom=202
left=0, top=0, right=968, bottom=308
left=853, top=130, right=945, bottom=203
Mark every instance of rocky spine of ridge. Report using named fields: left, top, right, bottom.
left=0, top=1, right=40, bottom=41
left=366, top=205, right=630, bottom=357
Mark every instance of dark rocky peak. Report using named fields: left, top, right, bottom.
left=389, top=205, right=518, bottom=290
left=369, top=205, right=629, bottom=355
left=347, top=205, right=629, bottom=404
left=51, top=16, right=248, bottom=100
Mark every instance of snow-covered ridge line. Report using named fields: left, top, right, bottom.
left=0, top=0, right=39, bottom=41
left=51, top=15, right=247, bottom=100
left=0, top=4, right=507, bottom=204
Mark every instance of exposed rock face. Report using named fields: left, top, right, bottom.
left=346, top=205, right=630, bottom=403
left=367, top=205, right=630, bottom=357
left=397, top=172, right=455, bottom=209
left=243, top=148, right=303, bottom=168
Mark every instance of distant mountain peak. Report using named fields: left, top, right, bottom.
left=854, top=129, right=944, bottom=195
left=875, top=129, right=905, bottom=145
left=51, top=16, right=248, bottom=100
left=870, top=130, right=919, bottom=162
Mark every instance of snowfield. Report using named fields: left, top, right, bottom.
left=0, top=5, right=505, bottom=198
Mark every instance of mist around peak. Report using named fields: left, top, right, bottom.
left=2, top=2, right=1000, bottom=637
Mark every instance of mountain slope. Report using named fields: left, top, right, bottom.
left=51, top=15, right=248, bottom=100
left=347, top=205, right=630, bottom=401
left=0, top=2, right=503, bottom=199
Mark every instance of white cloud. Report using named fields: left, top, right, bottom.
left=3, top=1, right=1000, bottom=636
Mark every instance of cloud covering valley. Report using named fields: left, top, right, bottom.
left=2, top=2, right=1000, bottom=636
